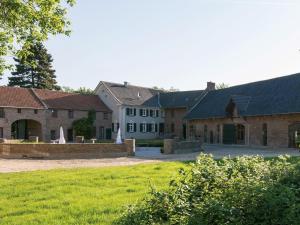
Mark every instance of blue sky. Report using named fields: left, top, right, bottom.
left=2, top=0, right=300, bottom=90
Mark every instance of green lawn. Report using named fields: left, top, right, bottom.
left=0, top=162, right=190, bottom=225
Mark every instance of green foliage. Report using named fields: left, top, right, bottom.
left=61, top=86, right=95, bottom=95
left=8, top=42, right=60, bottom=90
left=72, top=110, right=96, bottom=139
left=118, top=154, right=300, bottom=225
left=216, top=83, right=230, bottom=89
left=0, top=0, right=75, bottom=77
left=0, top=162, right=189, bottom=225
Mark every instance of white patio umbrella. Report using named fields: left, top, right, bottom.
left=116, top=128, right=122, bottom=144
left=58, top=126, right=66, bottom=144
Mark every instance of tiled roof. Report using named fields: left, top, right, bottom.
left=102, top=81, right=162, bottom=106
left=0, top=86, right=44, bottom=109
left=0, top=86, right=111, bottom=112
left=159, top=90, right=205, bottom=109
left=185, top=73, right=300, bottom=120
left=33, top=89, right=111, bottom=111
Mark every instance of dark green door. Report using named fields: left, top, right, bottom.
left=223, top=124, right=236, bottom=144
left=106, top=128, right=112, bottom=140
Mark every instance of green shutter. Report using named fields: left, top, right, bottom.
left=126, top=108, right=130, bottom=115
left=134, top=123, right=137, bottom=132
left=127, top=123, right=130, bottom=132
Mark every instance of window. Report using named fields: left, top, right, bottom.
left=0, top=108, right=5, bottom=118
left=0, top=127, right=3, bottom=138
left=50, top=130, right=56, bottom=140
left=68, top=110, right=74, bottom=119
left=51, top=109, right=58, bottom=118
left=204, top=125, right=208, bottom=143
left=217, top=124, right=220, bottom=143
left=140, top=123, right=147, bottom=133
left=150, top=123, right=157, bottom=133
left=140, top=109, right=147, bottom=117
left=99, top=126, right=105, bottom=139
left=117, top=123, right=120, bottom=131
left=126, top=108, right=136, bottom=116
left=17, top=108, right=21, bottom=113
left=262, top=123, right=268, bottom=146
left=34, top=109, right=38, bottom=114
left=155, top=110, right=160, bottom=117
left=67, top=129, right=73, bottom=142
left=103, top=112, right=109, bottom=120
left=127, top=122, right=136, bottom=133
left=171, top=123, right=175, bottom=133
left=150, top=109, right=154, bottom=117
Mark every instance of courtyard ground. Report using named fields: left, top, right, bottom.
left=1, top=145, right=300, bottom=173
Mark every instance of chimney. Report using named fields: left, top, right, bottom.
left=124, top=81, right=129, bottom=87
left=206, top=81, right=215, bottom=91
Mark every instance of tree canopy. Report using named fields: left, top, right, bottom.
left=8, top=42, right=60, bottom=90
left=0, top=0, right=75, bottom=77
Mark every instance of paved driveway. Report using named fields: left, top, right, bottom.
left=1, top=145, right=299, bottom=173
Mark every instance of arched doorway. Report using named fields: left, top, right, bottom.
left=11, top=119, right=42, bottom=140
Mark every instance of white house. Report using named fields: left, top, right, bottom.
left=95, top=81, right=164, bottom=139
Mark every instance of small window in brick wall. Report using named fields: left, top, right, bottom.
left=34, top=109, right=38, bottom=114
left=68, top=110, right=74, bottom=119
left=103, top=112, right=109, bottom=120
left=0, top=108, right=5, bottom=118
left=0, top=127, right=3, bottom=138
left=17, top=108, right=21, bottom=113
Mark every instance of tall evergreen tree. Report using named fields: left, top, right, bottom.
left=8, top=43, right=60, bottom=90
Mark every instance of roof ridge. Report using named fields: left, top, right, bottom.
left=102, top=80, right=162, bottom=92
left=30, top=88, right=48, bottom=109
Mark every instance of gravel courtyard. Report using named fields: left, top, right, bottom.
left=1, top=145, right=300, bottom=173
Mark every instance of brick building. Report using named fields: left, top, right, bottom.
left=0, top=87, right=112, bottom=142
left=185, top=73, right=300, bottom=148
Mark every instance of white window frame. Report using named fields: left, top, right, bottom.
left=129, top=122, right=135, bottom=133
left=142, top=122, right=147, bottom=133
left=151, top=123, right=156, bottom=133
left=141, top=109, right=147, bottom=117
left=128, top=108, right=135, bottom=116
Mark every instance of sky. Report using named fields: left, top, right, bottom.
left=2, top=0, right=300, bottom=91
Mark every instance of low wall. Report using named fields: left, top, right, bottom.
left=0, top=139, right=135, bottom=159
left=164, top=139, right=202, bottom=154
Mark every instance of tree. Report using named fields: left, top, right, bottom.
left=216, top=83, right=229, bottom=90
left=73, top=110, right=96, bottom=139
left=61, top=86, right=95, bottom=95
left=8, top=43, right=60, bottom=90
left=0, top=0, right=75, bottom=78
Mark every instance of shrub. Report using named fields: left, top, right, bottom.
left=72, top=110, right=96, bottom=139
left=117, top=154, right=300, bottom=225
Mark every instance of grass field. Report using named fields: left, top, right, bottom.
left=0, top=162, right=190, bottom=225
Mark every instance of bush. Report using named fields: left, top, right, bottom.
left=117, top=154, right=300, bottom=225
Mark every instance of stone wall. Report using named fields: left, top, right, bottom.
left=187, top=114, right=300, bottom=148
left=0, top=139, right=135, bottom=159
left=164, top=139, right=202, bottom=154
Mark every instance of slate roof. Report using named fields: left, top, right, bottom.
left=0, top=86, right=110, bottom=112
left=34, top=89, right=111, bottom=112
left=0, top=86, right=45, bottom=109
left=185, top=73, right=300, bottom=120
left=102, top=81, right=162, bottom=106
left=158, top=90, right=205, bottom=109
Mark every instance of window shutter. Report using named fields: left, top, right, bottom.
left=140, top=123, right=143, bottom=132
left=134, top=108, right=136, bottom=116
left=146, top=109, right=149, bottom=117
left=127, top=123, right=130, bottom=132
left=134, top=123, right=137, bottom=132
left=147, top=124, right=150, bottom=132
left=155, top=124, right=158, bottom=132
left=150, top=110, right=153, bottom=117
left=140, top=109, right=143, bottom=116
left=126, top=108, right=130, bottom=115
left=112, top=123, right=115, bottom=132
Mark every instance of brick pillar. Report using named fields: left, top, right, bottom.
left=124, top=139, right=135, bottom=156
left=163, top=139, right=175, bottom=154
